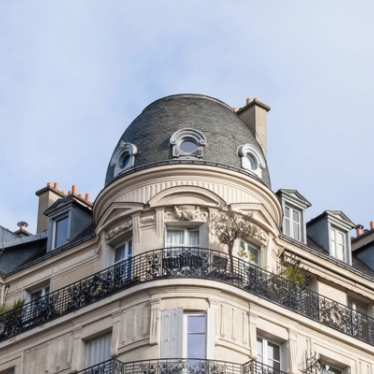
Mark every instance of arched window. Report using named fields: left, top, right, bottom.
left=111, top=141, right=138, bottom=177
left=238, top=144, right=264, bottom=178
left=170, top=128, right=207, bottom=158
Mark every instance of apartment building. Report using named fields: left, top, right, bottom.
left=0, top=94, right=373, bottom=374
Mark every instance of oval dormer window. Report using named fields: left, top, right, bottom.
left=170, top=128, right=207, bottom=158
left=111, top=142, right=138, bottom=178
left=238, top=144, right=264, bottom=178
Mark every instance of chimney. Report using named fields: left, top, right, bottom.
left=236, top=97, right=271, bottom=154
left=35, top=182, right=65, bottom=233
left=356, top=225, right=365, bottom=237
left=370, top=221, right=374, bottom=231
left=14, top=221, right=31, bottom=237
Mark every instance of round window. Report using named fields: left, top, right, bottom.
left=120, top=153, right=131, bottom=169
left=246, top=152, right=258, bottom=171
left=179, top=138, right=199, bottom=154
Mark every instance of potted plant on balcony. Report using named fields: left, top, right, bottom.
left=210, top=209, right=253, bottom=275
left=0, top=299, right=25, bottom=338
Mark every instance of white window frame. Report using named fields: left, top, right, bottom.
left=111, top=141, right=138, bottom=177
left=330, top=226, right=347, bottom=261
left=238, top=144, right=265, bottom=178
left=284, top=203, right=302, bottom=241
left=165, top=227, right=200, bottom=248
left=256, top=336, right=282, bottom=370
left=183, top=312, right=207, bottom=359
left=239, top=240, right=261, bottom=266
left=114, top=239, right=133, bottom=264
left=52, top=213, right=69, bottom=250
left=26, top=282, right=50, bottom=303
left=170, top=128, right=207, bottom=158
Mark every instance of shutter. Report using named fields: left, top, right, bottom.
left=85, top=333, right=112, bottom=367
left=160, top=309, right=183, bottom=358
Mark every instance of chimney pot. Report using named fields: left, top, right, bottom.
left=84, top=193, right=90, bottom=201
left=17, top=221, right=28, bottom=229
left=71, top=185, right=77, bottom=194
left=356, top=225, right=365, bottom=237
left=370, top=221, right=374, bottom=231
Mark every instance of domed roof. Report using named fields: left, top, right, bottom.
left=105, top=94, right=271, bottom=187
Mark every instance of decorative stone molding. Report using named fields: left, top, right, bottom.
left=110, top=141, right=138, bottom=177
left=105, top=219, right=132, bottom=240
left=238, top=143, right=265, bottom=177
left=170, top=128, right=207, bottom=158
left=165, top=205, right=209, bottom=222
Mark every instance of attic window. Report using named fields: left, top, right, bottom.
left=238, top=144, right=264, bottom=177
left=170, top=128, right=207, bottom=158
left=111, top=142, right=138, bottom=177
left=53, top=214, right=69, bottom=249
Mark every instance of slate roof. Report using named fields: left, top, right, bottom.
left=105, top=94, right=271, bottom=187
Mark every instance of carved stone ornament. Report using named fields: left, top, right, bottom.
left=241, top=222, right=268, bottom=246
left=105, top=220, right=132, bottom=240
left=166, top=205, right=208, bottom=222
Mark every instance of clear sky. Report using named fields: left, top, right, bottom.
left=1, top=1, right=373, bottom=233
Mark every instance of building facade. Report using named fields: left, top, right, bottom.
left=0, top=94, right=373, bottom=374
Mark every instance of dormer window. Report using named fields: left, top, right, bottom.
left=330, top=226, right=347, bottom=261
left=284, top=204, right=302, bottom=241
left=276, top=189, right=311, bottom=243
left=307, top=210, right=355, bottom=264
left=238, top=144, right=264, bottom=178
left=111, top=141, right=138, bottom=178
left=170, top=128, right=207, bottom=158
left=53, top=214, right=69, bottom=249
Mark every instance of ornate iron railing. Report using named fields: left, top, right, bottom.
left=76, top=358, right=286, bottom=374
left=1, top=247, right=374, bottom=345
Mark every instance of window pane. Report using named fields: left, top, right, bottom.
left=292, top=209, right=301, bottom=223
left=187, top=334, right=206, bottom=359
left=166, top=230, right=184, bottom=247
left=54, top=216, right=68, bottom=248
left=267, top=342, right=280, bottom=361
left=187, top=230, right=199, bottom=246
left=284, top=217, right=291, bottom=236
left=256, top=338, right=263, bottom=361
left=188, top=315, right=206, bottom=333
left=285, top=206, right=290, bottom=218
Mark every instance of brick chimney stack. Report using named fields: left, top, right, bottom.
left=370, top=221, right=374, bottom=231
left=235, top=97, right=271, bottom=155
left=35, top=182, right=65, bottom=233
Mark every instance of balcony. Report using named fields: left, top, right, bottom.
left=0, top=247, right=373, bottom=345
left=76, top=358, right=285, bottom=374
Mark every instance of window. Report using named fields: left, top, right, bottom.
left=170, top=128, right=207, bottom=158
left=160, top=309, right=208, bottom=359
left=330, top=226, right=346, bottom=261
left=240, top=240, right=260, bottom=265
left=53, top=215, right=69, bottom=249
left=185, top=313, right=207, bottom=359
left=257, top=337, right=281, bottom=371
left=238, top=144, right=264, bottom=178
left=111, top=141, right=138, bottom=177
left=284, top=204, right=302, bottom=241
left=348, top=297, right=368, bottom=315
left=85, top=333, right=112, bottom=368
left=321, top=363, right=342, bottom=374
left=114, top=239, right=133, bottom=280
left=28, top=285, right=50, bottom=302
left=166, top=228, right=199, bottom=248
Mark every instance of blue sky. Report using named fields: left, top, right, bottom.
left=1, top=1, right=373, bottom=233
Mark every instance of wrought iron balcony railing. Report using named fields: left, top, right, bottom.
left=76, top=358, right=286, bottom=374
left=0, top=247, right=374, bottom=345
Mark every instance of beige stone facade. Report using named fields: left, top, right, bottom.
left=0, top=94, right=373, bottom=374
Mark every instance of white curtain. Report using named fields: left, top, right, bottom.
left=166, top=230, right=184, bottom=247
left=85, top=333, right=112, bottom=367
